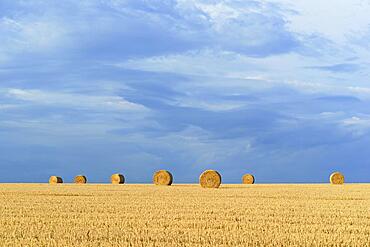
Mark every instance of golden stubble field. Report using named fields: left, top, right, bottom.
left=0, top=183, right=369, bottom=246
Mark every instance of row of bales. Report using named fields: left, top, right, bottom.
left=49, top=170, right=345, bottom=187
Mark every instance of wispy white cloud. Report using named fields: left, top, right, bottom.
left=116, top=49, right=370, bottom=100
left=340, top=115, right=370, bottom=137
left=0, top=104, right=18, bottom=110
left=275, top=0, right=370, bottom=43
left=4, top=88, right=148, bottom=112
left=0, top=16, right=68, bottom=62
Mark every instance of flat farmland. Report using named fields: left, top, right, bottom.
left=0, top=184, right=369, bottom=246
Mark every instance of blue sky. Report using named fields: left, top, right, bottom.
left=1, top=0, right=370, bottom=183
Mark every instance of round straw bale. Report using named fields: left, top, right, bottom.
left=330, top=172, right=344, bottom=185
left=74, top=175, right=87, bottom=184
left=199, top=170, right=221, bottom=188
left=242, top=174, right=255, bottom=184
left=49, top=176, right=63, bottom=184
left=111, top=173, right=125, bottom=184
left=153, top=170, right=173, bottom=185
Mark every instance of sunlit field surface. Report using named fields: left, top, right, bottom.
left=0, top=184, right=369, bottom=246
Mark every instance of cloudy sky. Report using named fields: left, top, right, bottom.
left=1, top=0, right=370, bottom=183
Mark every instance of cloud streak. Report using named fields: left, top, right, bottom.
left=4, top=88, right=147, bottom=112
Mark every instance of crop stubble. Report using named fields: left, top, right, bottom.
left=0, top=184, right=369, bottom=246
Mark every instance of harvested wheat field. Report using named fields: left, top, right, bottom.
left=0, top=184, right=369, bottom=246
